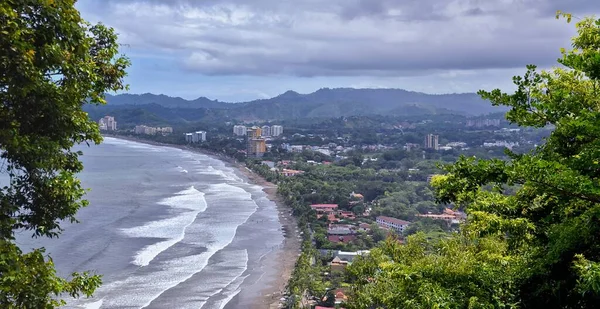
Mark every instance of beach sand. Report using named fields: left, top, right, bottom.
left=104, top=135, right=300, bottom=308
left=236, top=166, right=301, bottom=309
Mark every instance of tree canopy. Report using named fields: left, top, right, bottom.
left=347, top=14, right=600, bottom=309
left=0, top=0, right=129, bottom=307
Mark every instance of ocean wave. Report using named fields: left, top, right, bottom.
left=197, top=250, right=249, bottom=309
left=81, top=187, right=259, bottom=308
left=102, top=137, right=166, bottom=152
left=82, top=300, right=103, bottom=309
left=121, top=186, right=207, bottom=266
left=192, top=164, right=245, bottom=183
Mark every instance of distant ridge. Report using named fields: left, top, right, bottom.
left=95, top=88, right=503, bottom=123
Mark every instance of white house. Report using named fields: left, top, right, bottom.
left=376, top=216, right=411, bottom=234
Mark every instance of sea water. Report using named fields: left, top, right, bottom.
left=12, top=137, right=285, bottom=308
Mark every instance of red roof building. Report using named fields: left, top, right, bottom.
left=280, top=169, right=304, bottom=177
left=358, top=223, right=371, bottom=231
left=311, top=204, right=339, bottom=213
left=338, top=211, right=355, bottom=219
left=328, top=235, right=356, bottom=243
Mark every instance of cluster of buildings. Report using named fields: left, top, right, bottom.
left=233, top=124, right=283, bottom=137
left=98, top=116, right=117, bottom=131
left=184, top=131, right=206, bottom=143
left=134, top=125, right=173, bottom=135
left=310, top=201, right=414, bottom=244
left=232, top=124, right=284, bottom=157
left=483, top=141, right=519, bottom=149
left=466, top=118, right=501, bottom=127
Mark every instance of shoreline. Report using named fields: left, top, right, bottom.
left=102, top=134, right=299, bottom=309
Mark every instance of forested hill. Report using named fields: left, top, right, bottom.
left=98, top=88, right=502, bottom=122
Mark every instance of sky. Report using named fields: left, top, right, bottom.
left=76, top=0, right=599, bottom=102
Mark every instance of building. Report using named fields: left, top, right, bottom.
left=271, top=125, right=283, bottom=137
left=185, top=131, right=206, bottom=143
left=376, top=216, right=411, bottom=234
left=135, top=125, right=173, bottom=135
left=328, top=234, right=356, bottom=243
left=247, top=126, right=262, bottom=138
left=158, top=127, right=173, bottom=134
left=194, top=131, right=206, bottom=142
left=483, top=141, right=519, bottom=149
left=447, top=142, right=467, bottom=148
left=280, top=169, right=304, bottom=177
left=311, top=204, right=338, bottom=214
left=329, top=256, right=350, bottom=272
left=233, top=125, right=247, bottom=136
left=416, top=208, right=466, bottom=225
left=404, top=143, right=420, bottom=151
left=261, top=125, right=271, bottom=137
left=466, top=119, right=501, bottom=128
left=135, top=125, right=156, bottom=135
left=358, top=223, right=371, bottom=232
left=424, top=134, right=439, bottom=150
left=246, top=126, right=266, bottom=157
left=249, top=138, right=266, bottom=156
left=98, top=116, right=117, bottom=131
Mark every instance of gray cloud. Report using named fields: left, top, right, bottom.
left=80, top=0, right=600, bottom=76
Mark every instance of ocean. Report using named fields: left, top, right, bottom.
left=12, top=137, right=286, bottom=308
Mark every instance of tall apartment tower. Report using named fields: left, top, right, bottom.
left=247, top=126, right=266, bottom=157
left=424, top=134, right=439, bottom=150
left=233, top=125, right=247, bottom=136
left=99, top=116, right=117, bottom=131
left=261, top=125, right=271, bottom=137
left=271, top=125, right=283, bottom=137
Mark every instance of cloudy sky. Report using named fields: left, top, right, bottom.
left=77, top=0, right=598, bottom=102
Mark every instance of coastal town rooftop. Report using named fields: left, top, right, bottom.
left=376, top=216, right=411, bottom=226
left=311, top=204, right=339, bottom=211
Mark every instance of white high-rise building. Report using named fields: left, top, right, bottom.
left=185, top=133, right=193, bottom=143
left=233, top=125, right=247, bottom=136
left=99, top=116, right=117, bottom=131
left=271, top=125, right=283, bottom=137
left=424, top=134, right=439, bottom=150
left=185, top=131, right=206, bottom=143
left=193, top=131, right=206, bottom=143
left=261, top=125, right=271, bottom=136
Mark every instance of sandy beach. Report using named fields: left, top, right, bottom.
left=103, top=134, right=300, bottom=308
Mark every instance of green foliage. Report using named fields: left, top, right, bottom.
left=0, top=0, right=129, bottom=306
left=346, top=234, right=523, bottom=309
left=349, top=15, right=600, bottom=308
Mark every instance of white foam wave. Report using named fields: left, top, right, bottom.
left=102, top=137, right=167, bottom=152
left=125, top=225, right=245, bottom=308
left=193, top=165, right=245, bottom=183
left=198, top=250, right=249, bottom=309
left=82, top=299, right=103, bottom=309
left=175, top=166, right=188, bottom=174
left=121, top=186, right=207, bottom=266
left=217, top=288, right=243, bottom=309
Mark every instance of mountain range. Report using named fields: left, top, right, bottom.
left=86, top=88, right=504, bottom=127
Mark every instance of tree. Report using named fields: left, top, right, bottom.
left=348, top=14, right=600, bottom=309
left=346, top=234, right=522, bottom=309
left=0, top=1, right=129, bottom=307
left=432, top=14, right=600, bottom=308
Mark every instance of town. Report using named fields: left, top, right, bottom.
left=97, top=112, right=548, bottom=308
